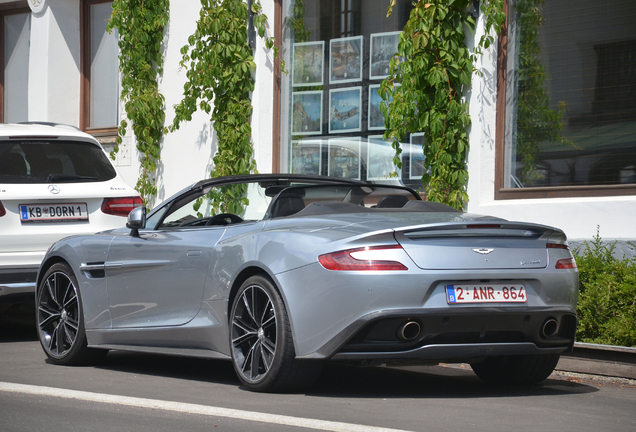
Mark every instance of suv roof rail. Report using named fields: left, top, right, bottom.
left=17, top=122, right=81, bottom=131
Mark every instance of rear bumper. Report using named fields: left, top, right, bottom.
left=0, top=267, right=38, bottom=303
left=331, top=342, right=566, bottom=361
left=0, top=250, right=44, bottom=303
left=303, top=307, right=577, bottom=361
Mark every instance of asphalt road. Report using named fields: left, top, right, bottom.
left=1, top=312, right=635, bottom=432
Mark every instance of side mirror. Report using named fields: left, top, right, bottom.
left=126, top=206, right=146, bottom=237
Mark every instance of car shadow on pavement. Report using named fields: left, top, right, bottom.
left=90, top=350, right=598, bottom=399
left=94, top=350, right=241, bottom=387
left=307, top=362, right=599, bottom=399
left=0, top=305, right=37, bottom=342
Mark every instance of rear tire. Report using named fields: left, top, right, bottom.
left=471, top=354, right=560, bottom=385
left=36, top=263, right=107, bottom=365
left=229, top=275, right=321, bottom=392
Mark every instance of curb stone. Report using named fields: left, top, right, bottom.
left=556, top=342, right=636, bottom=380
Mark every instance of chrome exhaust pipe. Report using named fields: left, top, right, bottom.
left=397, top=320, right=421, bottom=341
left=541, top=318, right=558, bottom=338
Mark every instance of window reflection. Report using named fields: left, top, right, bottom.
left=281, top=0, right=424, bottom=190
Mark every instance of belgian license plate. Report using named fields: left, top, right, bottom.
left=446, top=284, right=527, bottom=304
left=20, top=203, right=89, bottom=223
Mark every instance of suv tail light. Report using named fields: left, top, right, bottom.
left=0, top=201, right=5, bottom=217
left=101, top=197, right=143, bottom=217
left=319, top=245, right=409, bottom=271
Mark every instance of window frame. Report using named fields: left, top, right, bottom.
left=0, top=1, right=30, bottom=123
left=80, top=0, right=118, bottom=137
left=494, top=0, right=636, bottom=200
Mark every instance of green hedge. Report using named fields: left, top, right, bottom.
left=574, top=231, right=636, bottom=347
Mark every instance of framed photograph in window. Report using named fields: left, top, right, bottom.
left=368, top=84, right=399, bottom=130
left=329, top=87, right=362, bottom=134
left=330, top=36, right=363, bottom=84
left=409, top=133, right=426, bottom=179
left=291, top=140, right=322, bottom=175
left=367, top=135, right=400, bottom=181
left=370, top=31, right=401, bottom=80
left=292, top=91, right=323, bottom=136
left=328, top=138, right=361, bottom=180
left=292, top=41, right=324, bottom=87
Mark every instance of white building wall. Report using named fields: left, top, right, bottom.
left=466, top=16, right=636, bottom=242
left=151, top=0, right=216, bottom=204
left=250, top=0, right=276, bottom=174
left=27, top=0, right=80, bottom=125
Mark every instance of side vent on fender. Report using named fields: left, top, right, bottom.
left=79, top=262, right=106, bottom=279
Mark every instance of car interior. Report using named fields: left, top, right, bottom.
left=150, top=181, right=458, bottom=230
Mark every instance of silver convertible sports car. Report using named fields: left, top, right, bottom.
left=35, top=174, right=578, bottom=392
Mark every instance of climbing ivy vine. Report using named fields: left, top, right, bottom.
left=381, top=0, right=505, bottom=210
left=170, top=0, right=280, bottom=213
left=107, top=0, right=170, bottom=205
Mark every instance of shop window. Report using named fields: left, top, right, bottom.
left=1, top=2, right=30, bottom=123
left=279, top=0, right=423, bottom=189
left=496, top=0, right=636, bottom=198
left=80, top=0, right=119, bottom=133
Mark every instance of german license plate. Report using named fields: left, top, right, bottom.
left=20, top=203, right=89, bottom=223
left=446, top=284, right=527, bottom=304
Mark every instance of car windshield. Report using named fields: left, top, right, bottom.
left=0, top=140, right=117, bottom=184
left=157, top=182, right=275, bottom=228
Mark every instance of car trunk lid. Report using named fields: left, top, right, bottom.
left=393, top=221, right=553, bottom=270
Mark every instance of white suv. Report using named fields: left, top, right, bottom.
left=0, top=123, right=141, bottom=311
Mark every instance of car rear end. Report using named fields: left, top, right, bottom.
left=275, top=215, right=578, bottom=364
left=0, top=123, right=141, bottom=307
left=337, top=222, right=577, bottom=357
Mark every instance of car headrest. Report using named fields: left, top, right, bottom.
left=376, top=194, right=410, bottom=208
left=270, top=195, right=306, bottom=218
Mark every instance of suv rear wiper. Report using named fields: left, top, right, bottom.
left=46, top=174, right=98, bottom=182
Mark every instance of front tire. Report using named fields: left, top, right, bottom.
left=470, top=354, right=560, bottom=385
left=229, top=275, right=321, bottom=392
left=36, top=262, right=107, bottom=365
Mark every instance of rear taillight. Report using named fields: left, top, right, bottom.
left=0, top=201, right=5, bottom=217
left=318, top=245, right=408, bottom=271
left=548, top=242, right=576, bottom=269
left=555, top=258, right=577, bottom=269
left=101, top=197, right=143, bottom=217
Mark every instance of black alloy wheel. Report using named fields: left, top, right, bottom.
left=36, top=262, right=106, bottom=365
left=229, top=275, right=321, bottom=392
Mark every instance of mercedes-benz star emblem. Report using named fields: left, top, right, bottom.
left=473, top=248, right=494, bottom=255
left=48, top=185, right=60, bottom=194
